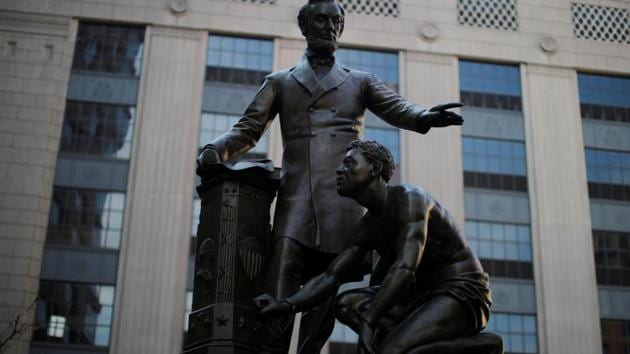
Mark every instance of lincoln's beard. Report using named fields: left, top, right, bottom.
left=306, top=35, right=337, bottom=56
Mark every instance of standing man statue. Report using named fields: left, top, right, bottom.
left=255, top=141, right=502, bottom=354
left=197, top=0, right=463, bottom=352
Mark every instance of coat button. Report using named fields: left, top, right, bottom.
left=308, top=107, right=314, bottom=112
left=330, top=107, right=337, bottom=112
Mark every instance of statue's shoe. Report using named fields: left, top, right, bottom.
left=407, top=331, right=504, bottom=354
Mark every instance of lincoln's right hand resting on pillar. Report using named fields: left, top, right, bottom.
left=255, top=140, right=503, bottom=354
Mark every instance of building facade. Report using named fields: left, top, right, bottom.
left=0, top=0, right=629, bottom=353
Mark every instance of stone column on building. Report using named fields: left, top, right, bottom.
left=110, top=26, right=207, bottom=354
left=521, top=64, right=602, bottom=354
left=0, top=12, right=74, bottom=354
left=400, top=51, right=465, bottom=224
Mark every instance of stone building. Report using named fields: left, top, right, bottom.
left=0, top=0, right=629, bottom=353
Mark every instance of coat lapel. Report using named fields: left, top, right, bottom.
left=290, top=58, right=319, bottom=95
left=309, top=62, right=350, bottom=105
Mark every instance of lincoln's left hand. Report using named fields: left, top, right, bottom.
left=419, top=102, right=464, bottom=127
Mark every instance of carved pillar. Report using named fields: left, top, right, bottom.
left=184, top=161, right=280, bottom=354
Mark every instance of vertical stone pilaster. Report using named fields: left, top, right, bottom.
left=400, top=51, right=464, bottom=225
left=110, top=26, right=207, bottom=354
left=522, top=64, right=601, bottom=354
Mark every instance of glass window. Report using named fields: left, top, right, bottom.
left=47, top=188, right=125, bottom=250
left=206, top=35, right=273, bottom=85
left=466, top=220, right=532, bottom=262
left=61, top=102, right=135, bottom=159
left=578, top=73, right=630, bottom=123
left=585, top=148, right=630, bottom=186
left=199, top=112, right=268, bottom=159
left=72, top=23, right=144, bottom=77
left=33, top=281, right=115, bottom=347
left=579, top=74, right=630, bottom=109
left=486, top=313, right=538, bottom=353
left=593, top=230, right=630, bottom=286
left=601, top=319, right=630, bottom=354
left=337, top=48, right=399, bottom=91
left=183, top=290, right=193, bottom=332
left=460, top=61, right=521, bottom=96
left=337, top=48, right=400, bottom=166
left=463, top=137, right=527, bottom=176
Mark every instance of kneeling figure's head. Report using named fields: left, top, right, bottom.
left=336, top=140, right=395, bottom=197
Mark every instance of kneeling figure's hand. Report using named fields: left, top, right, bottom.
left=254, top=293, right=293, bottom=316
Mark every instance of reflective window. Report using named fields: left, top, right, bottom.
left=61, top=102, right=135, bottom=159
left=184, top=290, right=193, bottom=332
left=579, top=73, right=630, bottom=123
left=585, top=148, right=630, bottom=186
left=601, top=319, right=630, bottom=354
left=201, top=35, right=273, bottom=158
left=593, top=230, right=630, bottom=286
left=47, top=188, right=125, bottom=250
left=37, top=22, right=144, bottom=351
left=33, top=281, right=115, bottom=347
left=579, top=74, right=630, bottom=109
left=337, top=48, right=400, bottom=166
left=72, top=23, right=144, bottom=77
left=486, top=313, right=538, bottom=354
left=466, top=220, right=532, bottom=262
left=460, top=61, right=521, bottom=111
left=460, top=61, right=521, bottom=96
left=206, top=35, right=273, bottom=85
left=199, top=112, right=268, bottom=158
left=337, top=48, right=399, bottom=91
left=364, top=128, right=400, bottom=164
left=191, top=198, right=201, bottom=238
left=463, top=137, right=527, bottom=176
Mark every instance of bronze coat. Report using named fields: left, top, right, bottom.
left=206, top=58, right=430, bottom=254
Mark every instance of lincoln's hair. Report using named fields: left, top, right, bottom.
left=297, top=0, right=345, bottom=36
left=347, top=140, right=395, bottom=182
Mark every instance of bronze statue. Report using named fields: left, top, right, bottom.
left=255, top=141, right=503, bottom=354
left=197, top=0, right=463, bottom=352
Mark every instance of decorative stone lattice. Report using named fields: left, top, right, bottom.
left=572, top=3, right=629, bottom=44
left=339, top=0, right=400, bottom=18
left=231, top=0, right=276, bottom=4
left=458, top=0, right=518, bottom=31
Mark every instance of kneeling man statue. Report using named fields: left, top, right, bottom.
left=255, top=140, right=503, bottom=354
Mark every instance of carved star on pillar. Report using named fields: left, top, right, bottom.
left=217, top=314, right=229, bottom=326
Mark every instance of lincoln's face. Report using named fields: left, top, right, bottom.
left=336, top=149, right=373, bottom=197
left=303, top=2, right=343, bottom=55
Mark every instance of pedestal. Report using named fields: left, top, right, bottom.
left=183, top=160, right=280, bottom=354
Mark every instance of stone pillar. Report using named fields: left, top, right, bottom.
left=0, top=12, right=74, bottom=354
left=184, top=162, right=279, bottom=354
left=110, top=26, right=207, bottom=354
left=400, top=51, right=464, bottom=224
left=521, top=64, right=601, bottom=354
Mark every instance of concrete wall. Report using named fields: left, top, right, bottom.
left=0, top=11, right=74, bottom=353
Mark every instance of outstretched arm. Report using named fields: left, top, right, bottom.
left=256, top=244, right=370, bottom=315
left=364, top=74, right=462, bottom=134
left=198, top=77, right=279, bottom=167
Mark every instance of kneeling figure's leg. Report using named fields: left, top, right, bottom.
left=377, top=295, right=474, bottom=354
